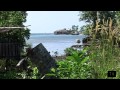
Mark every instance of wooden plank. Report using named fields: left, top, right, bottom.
left=0, top=43, right=20, bottom=59
left=6, top=43, right=8, bottom=57
left=2, top=43, right=5, bottom=57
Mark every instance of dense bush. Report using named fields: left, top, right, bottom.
left=64, top=47, right=76, bottom=56
left=88, top=18, right=120, bottom=79
left=47, top=48, right=93, bottom=79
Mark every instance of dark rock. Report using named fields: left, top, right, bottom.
left=76, top=39, right=81, bottom=43
left=82, top=36, right=92, bottom=43
left=29, top=43, right=57, bottom=75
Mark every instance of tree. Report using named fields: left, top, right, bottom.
left=0, top=11, right=30, bottom=47
left=79, top=11, right=117, bottom=27
left=80, top=24, right=92, bottom=35
left=79, top=11, right=118, bottom=35
left=72, top=25, right=78, bottom=31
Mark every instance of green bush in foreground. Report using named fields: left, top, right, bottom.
left=47, top=48, right=93, bottom=79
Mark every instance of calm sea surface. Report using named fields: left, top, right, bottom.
left=27, top=33, right=86, bottom=56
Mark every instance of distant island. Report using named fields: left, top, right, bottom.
left=54, top=28, right=81, bottom=35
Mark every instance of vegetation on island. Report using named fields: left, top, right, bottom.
left=54, top=25, right=80, bottom=35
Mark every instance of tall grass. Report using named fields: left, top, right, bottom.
left=89, top=18, right=120, bottom=79
left=48, top=18, right=120, bottom=79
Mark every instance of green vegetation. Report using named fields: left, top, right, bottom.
left=46, top=11, right=120, bottom=79
left=54, top=25, right=79, bottom=35
left=1, top=11, right=120, bottom=79
left=88, top=18, right=120, bottom=79
left=48, top=48, right=92, bottom=79
left=0, top=11, right=30, bottom=47
left=0, top=11, right=31, bottom=79
left=79, top=11, right=120, bottom=35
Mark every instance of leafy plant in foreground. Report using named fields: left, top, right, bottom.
left=48, top=48, right=92, bottom=79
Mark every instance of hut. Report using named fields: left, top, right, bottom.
left=0, top=28, right=22, bottom=60
left=0, top=26, right=30, bottom=71
left=0, top=27, right=29, bottom=59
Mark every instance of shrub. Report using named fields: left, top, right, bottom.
left=88, top=18, right=120, bottom=79
left=47, top=48, right=93, bottom=79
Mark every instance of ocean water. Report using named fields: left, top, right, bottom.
left=27, top=33, right=86, bottom=56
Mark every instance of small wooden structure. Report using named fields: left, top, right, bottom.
left=0, top=42, right=20, bottom=59
left=0, top=26, right=28, bottom=70
left=0, top=26, right=29, bottom=59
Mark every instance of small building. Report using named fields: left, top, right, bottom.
left=0, top=27, right=26, bottom=60
left=0, top=28, right=21, bottom=60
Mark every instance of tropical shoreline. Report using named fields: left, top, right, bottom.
left=27, top=33, right=86, bottom=56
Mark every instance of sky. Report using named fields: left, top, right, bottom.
left=24, top=11, right=86, bottom=33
